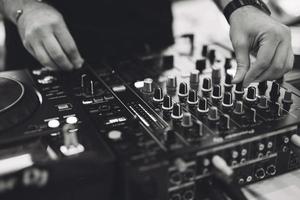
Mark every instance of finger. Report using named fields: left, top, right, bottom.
left=42, top=35, right=74, bottom=70
left=243, top=38, right=280, bottom=87
left=255, top=41, right=289, bottom=82
left=55, top=23, right=84, bottom=69
left=231, top=39, right=250, bottom=84
left=32, top=41, right=58, bottom=70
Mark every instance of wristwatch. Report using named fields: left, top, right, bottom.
left=223, top=0, right=271, bottom=23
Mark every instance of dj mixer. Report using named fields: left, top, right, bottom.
left=1, top=38, right=300, bottom=200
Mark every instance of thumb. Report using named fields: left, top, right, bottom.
left=231, top=39, right=250, bottom=84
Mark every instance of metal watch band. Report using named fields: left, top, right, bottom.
left=16, top=0, right=44, bottom=23
left=223, top=0, right=271, bottom=24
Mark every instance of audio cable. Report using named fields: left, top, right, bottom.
left=211, top=155, right=248, bottom=200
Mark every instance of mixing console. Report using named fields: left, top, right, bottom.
left=1, top=39, right=300, bottom=200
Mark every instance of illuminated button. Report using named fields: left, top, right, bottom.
left=241, top=149, right=247, bottom=156
left=112, top=85, right=126, bottom=92
left=108, top=130, right=122, bottom=141
left=57, top=103, right=72, bottom=111
left=258, top=143, right=265, bottom=151
left=66, top=116, right=78, bottom=124
left=134, top=81, right=144, bottom=89
left=267, top=141, right=273, bottom=149
left=48, top=119, right=60, bottom=128
left=283, top=136, right=289, bottom=144
left=246, top=176, right=252, bottom=182
left=231, top=150, right=239, bottom=159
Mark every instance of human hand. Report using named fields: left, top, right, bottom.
left=17, top=2, right=84, bottom=70
left=229, top=6, right=294, bottom=87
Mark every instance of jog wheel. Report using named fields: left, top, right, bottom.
left=0, top=77, right=40, bottom=132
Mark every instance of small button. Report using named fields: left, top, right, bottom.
left=66, top=116, right=78, bottom=124
left=108, top=130, right=122, bottom=141
left=48, top=119, right=60, bottom=128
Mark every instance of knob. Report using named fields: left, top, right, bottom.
left=257, top=96, right=269, bottom=110
left=187, top=89, right=198, bottom=108
left=212, top=67, right=221, bottom=85
left=143, top=78, right=153, bottom=93
left=245, top=86, right=257, bottom=106
left=202, top=44, right=208, bottom=57
left=212, top=85, right=222, bottom=105
left=202, top=77, right=212, bottom=97
left=220, top=114, right=230, bottom=131
left=224, top=73, right=233, bottom=92
left=270, top=82, right=280, bottom=102
left=258, top=81, right=268, bottom=96
left=166, top=76, right=177, bottom=95
left=162, top=95, right=173, bottom=111
left=181, top=112, right=193, bottom=127
left=178, top=82, right=188, bottom=103
left=197, top=97, right=209, bottom=114
left=172, top=103, right=183, bottom=120
left=190, top=70, right=200, bottom=91
left=233, top=101, right=245, bottom=115
left=249, top=108, right=257, bottom=123
left=235, top=82, right=245, bottom=101
left=153, top=87, right=164, bottom=104
left=196, top=59, right=206, bottom=74
left=208, top=49, right=216, bottom=65
left=222, top=92, right=233, bottom=111
left=282, top=90, right=293, bottom=111
left=224, top=58, right=232, bottom=70
left=208, top=107, right=220, bottom=122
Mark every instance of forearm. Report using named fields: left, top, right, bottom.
left=0, top=0, right=40, bottom=24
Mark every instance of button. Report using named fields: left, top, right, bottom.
left=66, top=116, right=78, bottom=124
left=48, top=119, right=60, bottom=128
left=232, top=150, right=239, bottom=159
left=112, top=85, right=126, bottom=92
left=56, top=103, right=72, bottom=111
left=38, top=76, right=56, bottom=85
left=108, top=130, right=122, bottom=141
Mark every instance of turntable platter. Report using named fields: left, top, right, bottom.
left=0, top=77, right=40, bottom=132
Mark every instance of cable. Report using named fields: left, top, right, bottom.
left=211, top=155, right=248, bottom=200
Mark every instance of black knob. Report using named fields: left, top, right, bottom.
left=212, top=85, right=221, bottom=98
left=246, top=86, right=257, bottom=101
left=153, top=87, right=163, bottom=103
left=225, top=73, right=233, bottom=92
left=235, top=82, right=245, bottom=100
left=282, top=90, right=293, bottom=111
left=188, top=89, right=198, bottom=104
left=198, top=97, right=209, bottom=114
left=196, top=59, right=206, bottom=74
left=258, top=81, right=268, bottom=96
left=224, top=58, right=232, bottom=70
left=270, top=82, right=280, bottom=102
left=172, top=103, right=183, bottom=120
left=208, top=49, right=216, bottom=65
left=257, top=96, right=268, bottom=110
left=162, top=95, right=173, bottom=110
left=223, top=92, right=233, bottom=107
left=178, top=82, right=188, bottom=103
left=202, top=45, right=208, bottom=57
